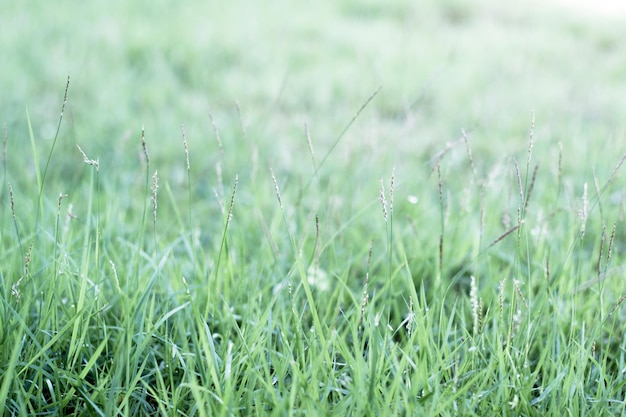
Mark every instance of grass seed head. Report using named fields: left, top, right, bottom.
left=406, top=298, right=415, bottom=337
left=181, top=124, right=190, bottom=172
left=579, top=182, right=588, bottom=238
left=527, top=110, right=535, bottom=167
left=606, top=223, right=617, bottom=264
left=358, top=241, right=374, bottom=336
left=109, top=260, right=121, bottom=293
left=390, top=166, right=395, bottom=215
left=597, top=224, right=606, bottom=280
left=151, top=170, right=159, bottom=224
left=609, top=294, right=626, bottom=318
left=470, top=275, right=480, bottom=336
left=208, top=110, right=224, bottom=153
left=462, top=129, right=477, bottom=181
left=379, top=178, right=388, bottom=223
left=513, top=278, right=528, bottom=309
left=76, top=145, right=99, bottom=171
left=11, top=281, right=21, bottom=301
left=524, top=163, right=539, bottom=212
left=9, top=182, right=15, bottom=219
left=13, top=242, right=34, bottom=301
left=226, top=175, right=238, bottom=226
left=141, top=126, right=150, bottom=164
left=58, top=193, right=67, bottom=211
left=606, top=153, right=626, bottom=190
left=488, top=224, right=520, bottom=249
left=514, top=158, right=523, bottom=207
left=271, top=169, right=283, bottom=211
left=60, top=75, right=70, bottom=117
left=437, top=163, right=443, bottom=207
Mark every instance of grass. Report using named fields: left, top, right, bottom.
left=2, top=0, right=626, bottom=415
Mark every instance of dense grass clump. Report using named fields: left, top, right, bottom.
left=2, top=78, right=626, bottom=416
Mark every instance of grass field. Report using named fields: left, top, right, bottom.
left=2, top=1, right=626, bottom=415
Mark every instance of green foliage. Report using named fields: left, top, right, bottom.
left=2, top=1, right=626, bottom=415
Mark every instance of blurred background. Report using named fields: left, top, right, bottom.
left=1, top=0, right=625, bottom=196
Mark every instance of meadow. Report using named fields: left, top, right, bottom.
left=2, top=0, right=626, bottom=415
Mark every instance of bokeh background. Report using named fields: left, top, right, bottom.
left=2, top=0, right=626, bottom=207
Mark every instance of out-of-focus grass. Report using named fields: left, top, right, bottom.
left=2, top=0, right=625, bottom=172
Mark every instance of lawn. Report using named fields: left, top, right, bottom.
left=2, top=0, right=626, bottom=415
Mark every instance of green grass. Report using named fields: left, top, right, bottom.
left=2, top=0, right=626, bottom=415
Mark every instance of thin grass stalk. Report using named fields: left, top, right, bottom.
left=46, top=192, right=67, bottom=327
left=479, top=181, right=487, bottom=248
left=514, top=158, right=524, bottom=212
left=305, top=122, right=318, bottom=173
left=26, top=107, right=41, bottom=225
left=372, top=170, right=396, bottom=408
left=208, top=110, right=224, bottom=155
left=429, top=135, right=464, bottom=171
left=498, top=278, right=506, bottom=328
left=593, top=170, right=604, bottom=224
left=205, top=175, right=238, bottom=317
left=380, top=168, right=395, bottom=324
left=303, top=86, right=380, bottom=193
left=31, top=77, right=69, bottom=235
left=597, top=225, right=606, bottom=283
left=76, top=144, right=102, bottom=311
left=1, top=123, right=6, bottom=220
left=137, top=126, right=150, bottom=277
left=8, top=183, right=24, bottom=260
left=180, top=125, right=198, bottom=281
left=518, top=117, right=538, bottom=312
left=437, top=163, right=444, bottom=282
left=94, top=154, right=102, bottom=308
left=11, top=241, right=32, bottom=301
left=603, top=153, right=626, bottom=193
left=596, top=224, right=607, bottom=316
left=525, top=110, right=535, bottom=178
left=358, top=240, right=374, bottom=338
left=583, top=152, right=626, bottom=226
left=461, top=129, right=477, bottom=182
left=580, top=182, right=588, bottom=239
left=389, top=167, right=395, bottom=284
left=605, top=223, right=616, bottom=273
left=235, top=101, right=248, bottom=142
left=304, top=213, right=322, bottom=283
left=181, top=124, right=192, bottom=240
left=151, top=170, right=158, bottom=233
left=523, top=163, right=539, bottom=213
left=607, top=294, right=626, bottom=321
left=66, top=162, right=100, bottom=370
